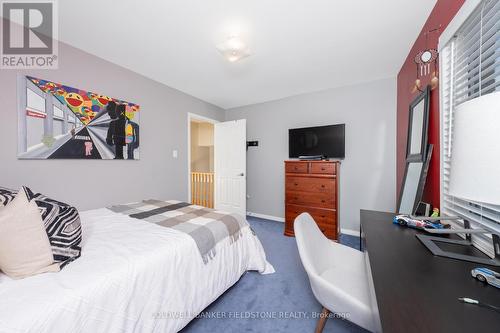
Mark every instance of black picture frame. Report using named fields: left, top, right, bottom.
left=406, top=85, right=430, bottom=162
left=397, top=144, right=433, bottom=214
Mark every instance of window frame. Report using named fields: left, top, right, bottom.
left=439, top=0, right=500, bottom=258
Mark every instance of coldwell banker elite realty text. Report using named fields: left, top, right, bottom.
left=1, top=0, right=58, bottom=69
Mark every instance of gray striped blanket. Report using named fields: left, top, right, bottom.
left=108, top=200, right=246, bottom=264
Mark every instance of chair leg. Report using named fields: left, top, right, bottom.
left=315, top=307, right=331, bottom=333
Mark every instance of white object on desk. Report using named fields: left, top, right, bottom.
left=449, top=92, right=500, bottom=205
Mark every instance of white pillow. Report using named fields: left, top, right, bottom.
left=0, top=189, right=60, bottom=279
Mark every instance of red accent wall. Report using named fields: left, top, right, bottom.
left=397, top=0, right=465, bottom=209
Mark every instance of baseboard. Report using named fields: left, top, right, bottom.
left=340, top=228, right=359, bottom=237
left=246, top=212, right=359, bottom=236
left=247, top=212, right=285, bottom=222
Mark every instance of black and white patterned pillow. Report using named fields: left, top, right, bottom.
left=0, top=187, right=18, bottom=206
left=22, top=186, right=82, bottom=268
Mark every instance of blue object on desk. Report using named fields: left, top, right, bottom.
left=393, top=214, right=450, bottom=230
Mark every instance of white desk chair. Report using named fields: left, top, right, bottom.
left=294, top=213, right=376, bottom=333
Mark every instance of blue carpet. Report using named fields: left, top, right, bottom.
left=181, top=217, right=368, bottom=333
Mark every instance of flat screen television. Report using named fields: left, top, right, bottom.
left=289, top=124, right=345, bottom=159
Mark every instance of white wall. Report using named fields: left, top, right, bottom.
left=0, top=27, right=224, bottom=210
left=225, top=78, right=397, bottom=231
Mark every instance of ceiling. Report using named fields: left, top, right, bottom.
left=57, top=0, right=436, bottom=109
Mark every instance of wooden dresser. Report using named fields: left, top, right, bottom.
left=284, top=160, right=339, bottom=240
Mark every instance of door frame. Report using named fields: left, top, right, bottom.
left=187, top=112, right=219, bottom=203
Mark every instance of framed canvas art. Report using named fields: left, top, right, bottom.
left=18, top=76, right=140, bottom=160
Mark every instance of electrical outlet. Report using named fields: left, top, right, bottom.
left=246, top=141, right=259, bottom=147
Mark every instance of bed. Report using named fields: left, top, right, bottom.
left=0, top=200, right=274, bottom=333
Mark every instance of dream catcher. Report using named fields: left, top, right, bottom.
left=412, top=26, right=441, bottom=93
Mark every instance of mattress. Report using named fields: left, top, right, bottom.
left=0, top=206, right=274, bottom=333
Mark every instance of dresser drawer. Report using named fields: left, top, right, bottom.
left=285, top=162, right=308, bottom=173
left=284, top=160, right=339, bottom=240
left=318, top=224, right=337, bottom=239
left=286, top=191, right=335, bottom=208
left=286, top=204, right=336, bottom=226
left=286, top=176, right=335, bottom=193
left=310, top=162, right=336, bottom=174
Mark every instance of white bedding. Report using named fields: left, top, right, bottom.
left=0, top=207, right=274, bottom=333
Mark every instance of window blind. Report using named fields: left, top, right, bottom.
left=440, top=0, right=500, bottom=258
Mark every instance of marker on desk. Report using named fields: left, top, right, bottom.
left=459, top=297, right=500, bottom=314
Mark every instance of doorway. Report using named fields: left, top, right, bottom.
left=188, top=114, right=247, bottom=216
left=188, top=113, right=216, bottom=208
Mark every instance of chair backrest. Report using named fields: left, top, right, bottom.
left=295, top=213, right=377, bottom=332
left=294, top=212, right=332, bottom=277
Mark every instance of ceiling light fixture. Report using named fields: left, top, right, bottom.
left=216, top=36, right=250, bottom=63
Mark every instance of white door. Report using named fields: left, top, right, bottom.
left=214, top=119, right=246, bottom=216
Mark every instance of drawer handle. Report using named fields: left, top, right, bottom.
left=321, top=167, right=326, bottom=171
left=294, top=167, right=298, bottom=170
left=294, top=197, right=298, bottom=200
left=321, top=215, right=325, bottom=218
left=321, top=200, right=325, bottom=203
left=321, top=185, right=325, bottom=188
left=294, top=183, right=298, bottom=186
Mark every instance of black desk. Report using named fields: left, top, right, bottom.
left=361, top=210, right=500, bottom=333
